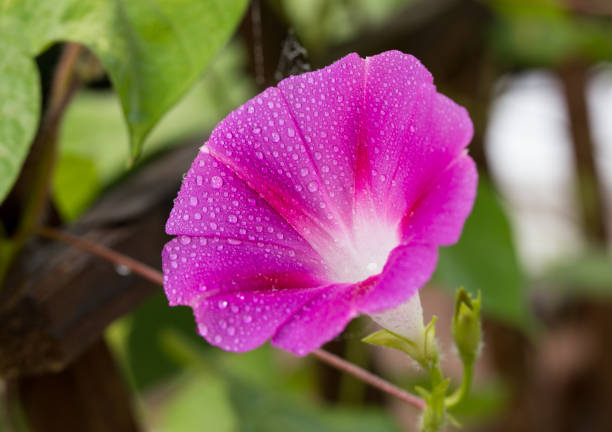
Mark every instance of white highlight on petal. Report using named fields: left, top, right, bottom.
left=371, top=292, right=424, bottom=342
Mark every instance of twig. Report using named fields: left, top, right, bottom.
left=37, top=226, right=426, bottom=411
left=37, top=227, right=163, bottom=285
left=311, top=349, right=426, bottom=410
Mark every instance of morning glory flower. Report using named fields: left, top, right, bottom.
left=162, top=51, right=477, bottom=356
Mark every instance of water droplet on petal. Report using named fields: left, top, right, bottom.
left=307, top=181, right=318, bottom=192
left=218, top=300, right=228, bottom=309
left=211, top=176, right=223, bottom=189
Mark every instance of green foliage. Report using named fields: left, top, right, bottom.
left=158, top=372, right=237, bottom=432
left=154, top=331, right=400, bottom=432
left=489, top=0, right=612, bottom=66
left=542, top=250, right=612, bottom=299
left=53, top=42, right=254, bottom=221
left=435, top=178, right=533, bottom=331
left=0, top=27, right=40, bottom=202
left=123, top=293, right=206, bottom=390
left=0, top=0, right=248, bottom=203
left=228, top=378, right=399, bottom=432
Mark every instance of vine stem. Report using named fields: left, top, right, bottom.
left=37, top=226, right=426, bottom=411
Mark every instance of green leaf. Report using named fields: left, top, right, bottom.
left=124, top=293, right=208, bottom=390
left=542, top=250, right=612, bottom=299
left=228, top=378, right=400, bottom=432
left=0, top=0, right=247, bottom=204
left=0, top=28, right=40, bottom=202
left=52, top=42, right=255, bottom=221
left=157, top=372, right=237, bottom=432
left=434, top=178, right=533, bottom=331
left=489, top=0, right=612, bottom=66
left=157, top=328, right=399, bottom=432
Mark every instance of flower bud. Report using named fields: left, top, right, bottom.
left=452, top=288, right=482, bottom=365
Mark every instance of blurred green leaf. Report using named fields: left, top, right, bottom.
left=125, top=293, right=206, bottom=390
left=435, top=178, right=533, bottom=331
left=228, top=378, right=399, bottom=432
left=0, top=0, right=247, bottom=196
left=158, top=328, right=399, bottom=432
left=448, top=380, right=509, bottom=423
left=0, top=28, right=40, bottom=202
left=542, top=251, right=612, bottom=298
left=157, top=372, right=237, bottom=432
left=489, top=0, right=612, bottom=66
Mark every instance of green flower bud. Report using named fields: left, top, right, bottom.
left=452, top=288, right=482, bottom=365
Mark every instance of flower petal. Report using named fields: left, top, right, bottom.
left=271, top=244, right=437, bottom=356
left=205, top=90, right=347, bottom=257
left=161, top=236, right=326, bottom=307
left=400, top=154, right=478, bottom=245
left=192, top=286, right=325, bottom=352
left=166, top=151, right=316, bottom=255
left=356, top=243, right=438, bottom=314
left=359, top=51, right=474, bottom=225
left=271, top=282, right=358, bottom=356
left=277, top=53, right=364, bottom=231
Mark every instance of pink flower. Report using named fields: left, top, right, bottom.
left=162, top=51, right=477, bottom=356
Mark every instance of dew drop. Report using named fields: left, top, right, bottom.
left=307, top=181, right=318, bottom=192
left=211, top=176, right=223, bottom=189
left=180, top=236, right=191, bottom=245
left=271, top=132, right=280, bottom=142
left=300, top=168, right=309, bottom=177
left=214, top=335, right=222, bottom=343
left=287, top=128, right=295, bottom=137
left=228, top=214, right=238, bottom=223
left=218, top=300, right=228, bottom=309
left=189, top=196, right=198, bottom=206
left=198, top=324, right=208, bottom=336
left=242, top=315, right=252, bottom=323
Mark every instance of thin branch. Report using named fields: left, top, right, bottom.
left=311, top=349, right=426, bottom=410
left=37, top=226, right=426, bottom=411
left=38, top=227, right=163, bottom=285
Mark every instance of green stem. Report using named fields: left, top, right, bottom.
left=445, top=361, right=474, bottom=408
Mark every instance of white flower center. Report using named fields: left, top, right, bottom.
left=324, top=216, right=399, bottom=284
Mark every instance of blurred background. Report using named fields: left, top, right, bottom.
left=2, top=0, right=612, bottom=431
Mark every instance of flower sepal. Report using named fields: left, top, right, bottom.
left=363, top=316, right=439, bottom=371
